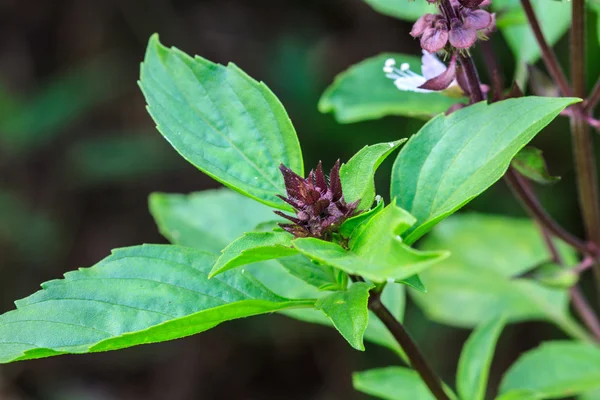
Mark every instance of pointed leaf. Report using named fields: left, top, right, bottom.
left=340, top=140, right=406, bottom=210
left=500, top=342, right=600, bottom=398
left=318, top=53, right=463, bottom=123
left=315, top=282, right=373, bottom=350
left=391, top=97, right=580, bottom=244
left=412, top=214, right=590, bottom=341
left=209, top=232, right=297, bottom=277
left=149, top=189, right=276, bottom=253
left=293, top=202, right=448, bottom=283
left=140, top=34, right=303, bottom=209
left=0, top=245, right=314, bottom=363
left=353, top=367, right=435, bottom=400
left=363, top=0, right=436, bottom=22
left=512, top=147, right=560, bottom=184
left=278, top=254, right=345, bottom=291
left=457, top=318, right=506, bottom=400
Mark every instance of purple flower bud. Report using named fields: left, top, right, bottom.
left=419, top=55, right=457, bottom=91
left=276, top=161, right=359, bottom=240
left=411, top=13, right=436, bottom=37
left=421, top=20, right=449, bottom=53
left=449, top=18, right=477, bottom=49
left=459, top=0, right=485, bottom=9
left=462, top=9, right=492, bottom=30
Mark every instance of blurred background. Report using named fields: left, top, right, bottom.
left=0, top=0, right=599, bottom=399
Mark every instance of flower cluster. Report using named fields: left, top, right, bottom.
left=276, top=161, right=359, bottom=241
left=411, top=0, right=494, bottom=53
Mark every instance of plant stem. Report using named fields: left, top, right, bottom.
left=571, top=286, right=600, bottom=341
left=504, top=168, right=589, bottom=254
left=458, top=54, right=484, bottom=103
left=519, top=0, right=571, bottom=96
left=368, top=293, right=451, bottom=400
left=570, top=0, right=600, bottom=297
left=584, top=78, right=600, bottom=113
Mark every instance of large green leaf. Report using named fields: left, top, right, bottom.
left=278, top=254, right=345, bottom=291
left=493, top=0, right=571, bottom=66
left=209, top=232, right=297, bottom=277
left=293, top=202, right=448, bottom=283
left=340, top=140, right=406, bottom=210
left=315, top=282, right=373, bottom=351
left=140, top=34, right=303, bottom=209
left=391, top=97, right=579, bottom=244
left=149, top=189, right=275, bottom=253
left=412, top=214, right=590, bottom=341
left=0, top=245, right=314, bottom=363
left=500, top=342, right=600, bottom=398
left=457, top=318, right=506, bottom=400
left=318, top=53, right=463, bottom=123
left=363, top=0, right=436, bottom=22
left=353, top=367, right=435, bottom=400
left=148, top=189, right=405, bottom=352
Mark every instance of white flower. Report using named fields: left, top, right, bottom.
left=383, top=50, right=456, bottom=93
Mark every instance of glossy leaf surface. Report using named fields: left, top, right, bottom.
left=353, top=367, right=435, bottom=400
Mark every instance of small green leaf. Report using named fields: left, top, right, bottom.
left=529, top=263, right=579, bottom=289
left=339, top=200, right=384, bottom=238
left=140, top=34, right=303, bottom=210
left=315, top=282, right=373, bottom=351
left=391, top=97, right=580, bottom=244
left=209, top=232, right=297, bottom=277
left=293, top=202, right=448, bottom=283
left=363, top=0, right=437, bottom=22
left=500, top=342, right=600, bottom=398
left=149, top=189, right=275, bottom=253
left=278, top=254, right=345, bottom=291
left=318, top=53, right=464, bottom=123
left=412, top=214, right=590, bottom=341
left=340, top=140, right=406, bottom=210
left=398, top=274, right=427, bottom=293
left=457, top=318, right=506, bottom=400
left=512, top=147, right=560, bottom=184
left=353, top=367, right=435, bottom=400
left=0, top=245, right=314, bottom=363
left=495, top=390, right=541, bottom=400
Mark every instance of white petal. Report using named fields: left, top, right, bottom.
left=421, top=50, right=447, bottom=80
left=393, top=77, right=432, bottom=93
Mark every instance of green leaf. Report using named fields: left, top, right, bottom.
left=340, top=140, right=406, bottom=210
left=493, top=0, right=571, bottom=66
left=495, top=390, right=541, bottom=400
left=148, top=188, right=404, bottom=352
left=278, top=254, right=345, bottom=291
left=209, top=232, right=297, bottom=277
left=318, top=53, right=464, bottom=123
left=511, top=147, right=560, bottom=184
left=315, top=282, right=373, bottom=351
left=293, top=202, right=448, bottom=283
left=149, top=189, right=275, bottom=253
left=398, top=274, right=427, bottom=293
left=353, top=367, right=435, bottom=400
left=457, top=318, right=506, bottom=400
left=391, top=97, right=580, bottom=244
left=0, top=245, right=314, bottom=363
left=339, top=199, right=384, bottom=238
left=500, top=342, right=600, bottom=398
left=412, top=214, right=590, bottom=341
left=140, top=34, right=303, bottom=209
left=363, top=0, right=437, bottom=22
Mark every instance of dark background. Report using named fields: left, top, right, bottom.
left=0, top=0, right=598, bottom=399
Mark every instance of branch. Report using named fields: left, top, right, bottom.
left=584, top=78, right=600, bottom=113
left=368, top=293, right=451, bottom=400
left=519, top=0, right=571, bottom=96
left=571, top=286, right=600, bottom=341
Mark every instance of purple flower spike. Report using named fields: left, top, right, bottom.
left=448, top=18, right=477, bottom=49
left=276, top=161, right=359, bottom=240
left=421, top=21, right=449, bottom=53
left=419, top=55, right=457, bottom=91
